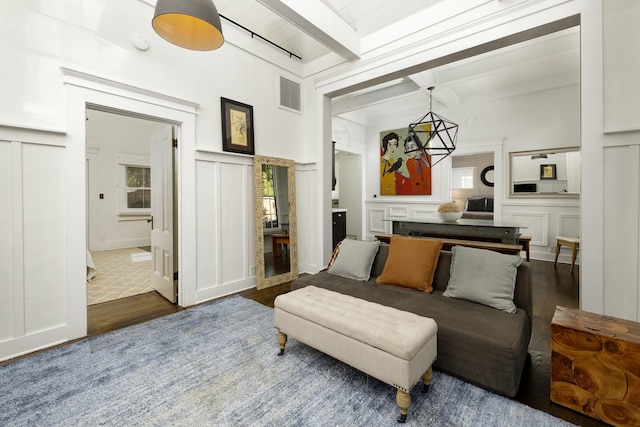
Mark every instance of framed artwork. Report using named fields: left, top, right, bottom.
left=221, top=97, right=254, bottom=155
left=380, top=127, right=432, bottom=195
left=540, top=164, right=557, bottom=180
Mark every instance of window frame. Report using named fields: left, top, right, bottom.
left=452, top=166, right=475, bottom=189
left=117, top=154, right=151, bottom=217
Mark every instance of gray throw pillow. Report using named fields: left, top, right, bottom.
left=328, top=239, right=381, bottom=281
left=443, top=246, right=522, bottom=313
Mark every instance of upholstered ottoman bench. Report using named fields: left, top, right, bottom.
left=274, top=286, right=438, bottom=423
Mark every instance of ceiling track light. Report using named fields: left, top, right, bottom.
left=152, top=0, right=224, bottom=51
left=404, top=87, right=459, bottom=168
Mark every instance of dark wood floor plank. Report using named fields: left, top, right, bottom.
left=87, top=291, right=181, bottom=337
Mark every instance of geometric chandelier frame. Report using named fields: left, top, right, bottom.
left=405, top=86, right=458, bottom=168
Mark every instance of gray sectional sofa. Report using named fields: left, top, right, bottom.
left=291, top=243, right=532, bottom=397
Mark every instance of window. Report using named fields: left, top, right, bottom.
left=452, top=167, right=474, bottom=189
left=125, top=166, right=151, bottom=209
left=262, top=165, right=279, bottom=229
left=118, top=156, right=151, bottom=216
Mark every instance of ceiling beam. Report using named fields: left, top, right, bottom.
left=332, top=79, right=420, bottom=115
left=257, top=0, right=360, bottom=61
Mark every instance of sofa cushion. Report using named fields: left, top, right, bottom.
left=328, top=239, right=380, bottom=281
left=370, top=243, right=389, bottom=278
left=467, top=197, right=486, bottom=211
left=443, top=246, right=522, bottom=313
left=376, top=236, right=443, bottom=293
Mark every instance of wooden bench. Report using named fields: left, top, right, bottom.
left=375, top=234, right=523, bottom=257
left=274, top=286, right=437, bottom=423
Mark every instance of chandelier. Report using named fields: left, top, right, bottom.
left=404, top=87, right=458, bottom=167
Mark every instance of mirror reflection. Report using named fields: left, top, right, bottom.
left=509, top=148, right=580, bottom=197
left=254, top=155, right=298, bottom=289
left=262, top=164, right=290, bottom=276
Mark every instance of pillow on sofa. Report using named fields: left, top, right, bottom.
left=443, top=246, right=522, bottom=313
left=467, top=197, right=486, bottom=212
left=327, top=240, right=343, bottom=269
left=328, top=239, right=380, bottom=281
left=370, top=242, right=389, bottom=278
left=376, top=236, right=443, bottom=293
left=485, top=197, right=494, bottom=212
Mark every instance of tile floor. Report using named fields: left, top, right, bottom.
left=87, top=247, right=154, bottom=306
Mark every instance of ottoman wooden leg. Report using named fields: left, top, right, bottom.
left=277, top=331, right=287, bottom=356
left=421, top=366, right=433, bottom=393
left=396, top=389, right=411, bottom=424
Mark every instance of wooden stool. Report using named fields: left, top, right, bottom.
left=554, top=236, right=580, bottom=273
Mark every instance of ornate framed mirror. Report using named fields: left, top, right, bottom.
left=254, top=155, right=298, bottom=289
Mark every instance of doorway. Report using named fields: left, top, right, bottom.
left=451, top=152, right=495, bottom=218
left=332, top=149, right=364, bottom=240
left=85, top=107, right=178, bottom=309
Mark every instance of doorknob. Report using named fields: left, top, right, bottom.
left=147, top=216, right=153, bottom=228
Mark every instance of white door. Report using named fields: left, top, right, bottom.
left=150, top=127, right=177, bottom=303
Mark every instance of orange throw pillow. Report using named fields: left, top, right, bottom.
left=376, top=236, right=443, bottom=293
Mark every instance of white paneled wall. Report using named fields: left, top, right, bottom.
left=0, top=141, right=12, bottom=341
left=295, top=165, right=319, bottom=274
left=364, top=198, right=579, bottom=263
left=603, top=143, right=640, bottom=321
left=504, top=202, right=579, bottom=262
left=1, top=138, right=68, bottom=359
left=194, top=152, right=256, bottom=303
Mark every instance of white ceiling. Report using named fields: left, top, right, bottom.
left=333, top=27, right=580, bottom=121
left=213, top=0, right=580, bottom=121
left=215, top=0, right=438, bottom=63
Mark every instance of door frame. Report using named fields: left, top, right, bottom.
left=63, top=68, right=198, bottom=340
left=85, top=110, right=178, bottom=303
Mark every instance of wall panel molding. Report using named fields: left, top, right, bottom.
left=388, top=205, right=409, bottom=218
left=368, top=208, right=387, bottom=234
left=509, top=211, right=549, bottom=246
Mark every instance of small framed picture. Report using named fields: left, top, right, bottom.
left=540, top=164, right=557, bottom=180
left=221, top=97, right=254, bottom=155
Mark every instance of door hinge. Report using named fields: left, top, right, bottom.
left=173, top=271, right=178, bottom=281
left=172, top=138, right=178, bottom=148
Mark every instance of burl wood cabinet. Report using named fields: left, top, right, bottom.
left=551, top=306, right=640, bottom=426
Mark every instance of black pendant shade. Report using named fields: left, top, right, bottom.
left=152, top=0, right=224, bottom=51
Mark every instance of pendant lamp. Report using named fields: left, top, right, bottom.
left=152, top=0, right=224, bottom=51
left=404, top=87, right=458, bottom=168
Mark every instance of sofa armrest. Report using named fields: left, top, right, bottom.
left=513, top=261, right=533, bottom=335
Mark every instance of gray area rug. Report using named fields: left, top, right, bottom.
left=1, top=296, right=574, bottom=426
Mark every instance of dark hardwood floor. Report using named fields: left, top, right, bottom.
left=10, top=259, right=608, bottom=425
left=264, top=252, right=291, bottom=277
left=87, top=291, right=182, bottom=337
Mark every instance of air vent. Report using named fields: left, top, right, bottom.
left=279, top=75, right=302, bottom=113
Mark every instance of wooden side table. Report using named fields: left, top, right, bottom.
left=551, top=306, right=640, bottom=426
left=271, top=233, right=290, bottom=257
